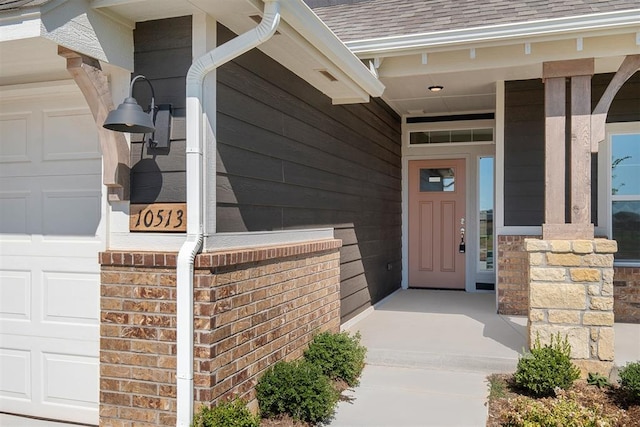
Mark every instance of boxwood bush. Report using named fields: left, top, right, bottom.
left=619, top=361, right=640, bottom=402
left=256, top=360, right=338, bottom=424
left=303, top=331, right=366, bottom=387
left=192, top=399, right=260, bottom=427
left=514, top=333, right=580, bottom=397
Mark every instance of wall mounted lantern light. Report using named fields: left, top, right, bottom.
left=103, top=75, right=172, bottom=148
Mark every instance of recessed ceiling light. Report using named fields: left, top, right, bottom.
left=428, top=85, right=444, bottom=92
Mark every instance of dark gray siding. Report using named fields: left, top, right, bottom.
left=129, top=19, right=402, bottom=322
left=504, top=72, right=640, bottom=226
left=216, top=25, right=402, bottom=321
left=130, top=16, right=192, bottom=204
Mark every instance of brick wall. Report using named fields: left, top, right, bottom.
left=497, top=235, right=534, bottom=315
left=99, top=239, right=341, bottom=426
left=497, top=235, right=640, bottom=324
left=614, top=266, right=640, bottom=323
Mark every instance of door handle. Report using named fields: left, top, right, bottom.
left=459, top=221, right=466, bottom=253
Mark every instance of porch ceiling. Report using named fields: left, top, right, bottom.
left=362, top=31, right=638, bottom=116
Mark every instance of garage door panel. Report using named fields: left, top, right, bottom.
left=0, top=85, right=101, bottom=423
left=0, top=112, right=30, bottom=163
left=43, top=352, right=99, bottom=407
left=0, top=190, right=31, bottom=234
left=42, top=189, right=101, bottom=236
left=0, top=175, right=102, bottom=240
left=0, top=270, right=31, bottom=321
left=0, top=257, right=99, bottom=340
left=43, top=271, right=99, bottom=325
left=42, top=109, right=100, bottom=162
left=0, top=347, right=31, bottom=401
left=0, top=335, right=98, bottom=423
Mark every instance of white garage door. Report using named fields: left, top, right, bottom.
left=0, top=82, right=103, bottom=424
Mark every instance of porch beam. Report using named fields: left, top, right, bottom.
left=543, top=76, right=566, bottom=226
left=542, top=58, right=594, bottom=79
left=570, top=74, right=592, bottom=229
left=59, top=46, right=130, bottom=201
left=591, top=54, right=640, bottom=152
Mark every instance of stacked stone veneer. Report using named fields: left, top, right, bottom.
left=99, top=239, right=341, bottom=426
left=525, top=238, right=617, bottom=376
left=498, top=235, right=638, bottom=323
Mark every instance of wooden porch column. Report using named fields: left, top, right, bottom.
left=59, top=47, right=130, bottom=201
left=541, top=56, right=640, bottom=239
left=543, top=77, right=566, bottom=225
left=542, top=59, right=594, bottom=240
left=570, top=75, right=592, bottom=225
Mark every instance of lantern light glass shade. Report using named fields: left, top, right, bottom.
left=103, top=96, right=155, bottom=134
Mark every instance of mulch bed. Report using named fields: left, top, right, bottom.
left=486, top=374, right=640, bottom=427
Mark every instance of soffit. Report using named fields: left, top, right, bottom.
left=89, top=0, right=381, bottom=103
left=0, top=0, right=382, bottom=103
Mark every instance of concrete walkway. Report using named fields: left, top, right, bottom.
left=330, top=289, right=640, bottom=427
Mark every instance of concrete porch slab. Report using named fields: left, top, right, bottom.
left=346, top=289, right=527, bottom=373
left=331, top=288, right=640, bottom=427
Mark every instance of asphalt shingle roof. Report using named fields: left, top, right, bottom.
left=0, top=0, right=53, bottom=11
left=305, top=0, right=640, bottom=42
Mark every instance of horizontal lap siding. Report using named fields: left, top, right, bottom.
left=216, top=25, right=402, bottom=321
left=130, top=16, right=191, bottom=204
left=503, top=72, right=640, bottom=227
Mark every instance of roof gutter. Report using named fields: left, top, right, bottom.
left=346, top=9, right=640, bottom=58
left=175, top=2, right=280, bottom=426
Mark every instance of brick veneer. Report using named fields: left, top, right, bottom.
left=497, top=235, right=534, bottom=315
left=99, top=239, right=341, bottom=426
left=614, top=266, right=640, bottom=323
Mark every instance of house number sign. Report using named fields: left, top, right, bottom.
left=130, top=203, right=187, bottom=232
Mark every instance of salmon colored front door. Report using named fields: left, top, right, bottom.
left=409, top=159, right=466, bottom=289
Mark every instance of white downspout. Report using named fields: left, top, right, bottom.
left=176, top=2, right=281, bottom=426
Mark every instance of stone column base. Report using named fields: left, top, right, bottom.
left=573, top=360, right=614, bottom=378
left=525, top=238, right=617, bottom=379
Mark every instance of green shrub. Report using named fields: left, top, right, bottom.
left=192, top=399, right=260, bottom=427
left=514, top=333, right=580, bottom=397
left=303, top=331, right=367, bottom=387
left=256, top=360, right=338, bottom=424
left=502, top=395, right=615, bottom=427
left=587, top=372, right=610, bottom=388
left=619, top=361, right=640, bottom=402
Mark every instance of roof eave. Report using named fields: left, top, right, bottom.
left=345, top=9, right=640, bottom=58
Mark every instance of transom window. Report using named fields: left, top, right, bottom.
left=410, top=128, right=493, bottom=145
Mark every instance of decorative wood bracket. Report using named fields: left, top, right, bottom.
left=59, top=46, right=130, bottom=201
left=590, top=54, right=640, bottom=152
